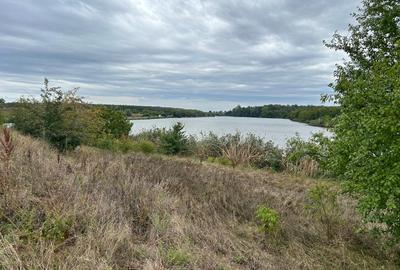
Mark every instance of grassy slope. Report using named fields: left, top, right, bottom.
left=0, top=134, right=397, bottom=269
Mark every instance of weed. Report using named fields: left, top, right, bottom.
left=232, top=254, right=247, bottom=265
left=41, top=213, right=73, bottom=243
left=165, top=247, right=190, bottom=267
left=255, top=205, right=280, bottom=234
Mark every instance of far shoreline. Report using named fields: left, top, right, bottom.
left=129, top=115, right=331, bottom=128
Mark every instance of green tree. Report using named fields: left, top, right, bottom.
left=13, top=79, right=99, bottom=152
left=160, top=122, right=188, bottom=155
left=98, top=107, right=132, bottom=138
left=326, top=0, right=400, bottom=239
left=13, top=97, right=44, bottom=137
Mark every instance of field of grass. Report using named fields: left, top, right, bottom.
left=0, top=133, right=397, bottom=269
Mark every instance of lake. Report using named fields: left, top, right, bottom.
left=130, top=116, right=330, bottom=147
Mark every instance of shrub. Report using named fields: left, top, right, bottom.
left=253, top=141, right=284, bottom=171
left=255, top=205, right=280, bottom=233
left=196, top=132, right=224, bottom=160
left=132, top=139, right=156, bottom=154
left=306, top=183, right=341, bottom=240
left=41, top=214, right=73, bottom=243
left=159, top=122, right=188, bottom=155
left=95, top=136, right=137, bottom=153
left=131, top=128, right=163, bottom=144
left=285, top=133, right=330, bottom=177
left=218, top=133, right=263, bottom=168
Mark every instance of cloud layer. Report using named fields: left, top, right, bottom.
left=0, top=0, right=360, bottom=110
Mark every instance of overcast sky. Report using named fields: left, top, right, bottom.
left=0, top=0, right=360, bottom=111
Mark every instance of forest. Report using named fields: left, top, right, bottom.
left=224, top=104, right=340, bottom=127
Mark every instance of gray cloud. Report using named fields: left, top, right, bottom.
left=0, top=0, right=360, bottom=110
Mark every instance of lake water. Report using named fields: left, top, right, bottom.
left=130, top=116, right=330, bottom=147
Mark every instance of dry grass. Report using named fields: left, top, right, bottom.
left=0, top=128, right=15, bottom=196
left=220, top=141, right=262, bottom=168
left=0, top=133, right=397, bottom=269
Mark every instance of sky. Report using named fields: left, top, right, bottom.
left=0, top=0, right=361, bottom=111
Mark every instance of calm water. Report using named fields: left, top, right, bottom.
left=130, top=116, right=330, bottom=147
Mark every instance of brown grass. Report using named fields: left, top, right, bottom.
left=0, top=127, right=15, bottom=196
left=220, top=141, right=262, bottom=168
left=0, top=133, right=397, bottom=269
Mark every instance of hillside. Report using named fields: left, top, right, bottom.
left=0, top=133, right=397, bottom=269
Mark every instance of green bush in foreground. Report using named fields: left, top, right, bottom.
left=255, top=205, right=279, bottom=233
left=326, top=0, right=400, bottom=241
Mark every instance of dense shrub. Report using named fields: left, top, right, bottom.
left=159, top=122, right=188, bottom=155
left=196, top=132, right=282, bottom=170
left=131, top=128, right=164, bottom=144
left=252, top=141, right=283, bottom=171
left=98, top=107, right=132, bottom=138
left=95, top=136, right=156, bottom=154
left=131, top=139, right=156, bottom=154
left=196, top=132, right=224, bottom=160
left=285, top=133, right=330, bottom=177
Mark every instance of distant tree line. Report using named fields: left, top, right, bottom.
left=97, top=104, right=213, bottom=119
left=2, top=99, right=340, bottom=128
left=224, top=105, right=340, bottom=127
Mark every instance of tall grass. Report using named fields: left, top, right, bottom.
left=0, top=132, right=397, bottom=269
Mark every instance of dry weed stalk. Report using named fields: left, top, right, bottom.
left=0, top=128, right=14, bottom=163
left=0, top=128, right=14, bottom=195
left=220, top=141, right=262, bottom=168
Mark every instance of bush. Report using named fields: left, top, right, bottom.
left=95, top=136, right=137, bottom=153
left=253, top=141, right=284, bottom=171
left=131, top=128, right=163, bottom=144
left=159, top=122, right=188, bottom=155
left=197, top=132, right=283, bottom=170
left=306, top=183, right=341, bottom=241
left=196, top=132, right=224, bottom=160
left=131, top=139, right=156, bottom=154
left=285, top=133, right=330, bottom=177
left=42, top=213, right=73, bottom=243
left=255, top=205, right=280, bottom=233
